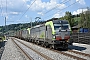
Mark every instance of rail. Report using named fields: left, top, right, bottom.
left=12, top=38, right=53, bottom=60
left=11, top=38, right=33, bottom=60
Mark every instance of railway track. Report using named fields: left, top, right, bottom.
left=12, top=38, right=33, bottom=60
left=46, top=44, right=90, bottom=60
left=13, top=37, right=90, bottom=60
left=12, top=38, right=53, bottom=60
left=35, top=44, right=89, bottom=60
left=52, top=49, right=89, bottom=60
left=68, top=50, right=90, bottom=57
left=30, top=39, right=90, bottom=60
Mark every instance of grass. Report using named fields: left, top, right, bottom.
left=74, top=17, right=81, bottom=22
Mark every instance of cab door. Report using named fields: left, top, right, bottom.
left=45, top=25, right=52, bottom=40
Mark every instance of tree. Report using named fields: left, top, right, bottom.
left=80, top=11, right=85, bottom=28
left=64, top=11, right=73, bottom=26
left=84, top=7, right=90, bottom=28
left=80, top=7, right=90, bottom=28
left=59, top=16, right=65, bottom=20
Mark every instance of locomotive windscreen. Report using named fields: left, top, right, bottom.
left=53, top=20, right=69, bottom=30
left=54, top=24, right=61, bottom=30
left=61, top=24, right=69, bottom=30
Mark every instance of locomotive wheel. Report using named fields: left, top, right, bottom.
left=52, top=45, right=55, bottom=49
left=53, top=45, right=57, bottom=49
left=44, top=45, right=47, bottom=48
left=50, top=45, right=56, bottom=49
left=43, top=44, right=46, bottom=47
left=41, top=42, right=44, bottom=47
left=36, top=41, right=39, bottom=45
left=44, top=42, right=48, bottom=48
left=50, top=45, right=53, bottom=49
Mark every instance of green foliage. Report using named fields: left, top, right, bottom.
left=59, top=9, right=90, bottom=28
left=0, top=21, right=44, bottom=35
left=60, top=11, right=79, bottom=27
left=74, top=17, right=81, bottom=22
left=79, top=8, right=90, bottom=28
left=0, top=8, right=90, bottom=35
left=84, top=9, right=90, bottom=28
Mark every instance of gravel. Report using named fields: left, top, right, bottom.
left=2, top=37, right=89, bottom=60
left=0, top=40, right=6, bottom=59
left=16, top=38, right=76, bottom=60
left=1, top=38, right=27, bottom=60
left=63, top=50, right=90, bottom=60
left=0, top=47, right=5, bottom=60
left=68, top=43, right=90, bottom=54
left=68, top=43, right=90, bottom=60
left=14, top=40, right=46, bottom=60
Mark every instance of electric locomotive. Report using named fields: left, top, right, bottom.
left=29, top=19, right=71, bottom=49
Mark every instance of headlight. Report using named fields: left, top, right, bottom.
left=53, top=36, right=55, bottom=38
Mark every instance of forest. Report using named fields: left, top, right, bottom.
left=0, top=8, right=90, bottom=35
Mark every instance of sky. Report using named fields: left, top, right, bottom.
left=0, top=0, right=90, bottom=26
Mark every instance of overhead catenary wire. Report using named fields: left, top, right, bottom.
left=5, top=0, right=7, bottom=17
left=6, top=20, right=30, bottom=22
left=34, top=0, right=69, bottom=22
left=19, top=0, right=36, bottom=20
left=0, top=0, right=2, bottom=14
left=43, top=0, right=80, bottom=19
left=20, top=1, right=26, bottom=11
left=44, top=0, right=71, bottom=14
left=0, top=0, right=4, bottom=18
left=7, top=0, right=30, bottom=24
left=5, top=0, right=7, bottom=33
left=15, top=0, right=28, bottom=18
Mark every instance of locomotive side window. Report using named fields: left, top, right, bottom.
left=45, top=25, right=50, bottom=31
left=46, top=26, right=47, bottom=31
left=54, top=24, right=61, bottom=31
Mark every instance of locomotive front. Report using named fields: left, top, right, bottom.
left=52, top=20, right=71, bottom=49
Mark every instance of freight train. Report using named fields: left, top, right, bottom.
left=15, top=18, right=71, bottom=49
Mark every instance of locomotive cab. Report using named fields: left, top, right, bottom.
left=51, top=20, right=71, bottom=49
left=53, top=20, right=71, bottom=40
